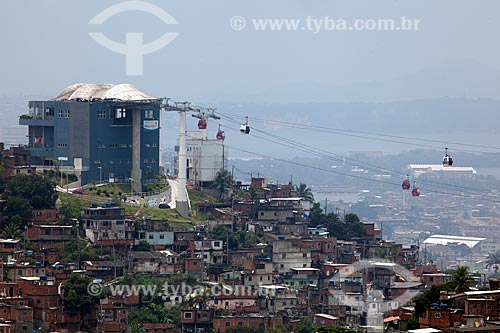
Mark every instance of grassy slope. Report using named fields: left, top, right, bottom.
left=62, top=187, right=221, bottom=224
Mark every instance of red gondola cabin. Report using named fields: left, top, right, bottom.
left=216, top=130, right=225, bottom=140
left=412, top=187, right=420, bottom=197
left=198, top=119, right=207, bottom=130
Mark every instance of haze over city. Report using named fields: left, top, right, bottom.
left=2, top=0, right=500, bottom=158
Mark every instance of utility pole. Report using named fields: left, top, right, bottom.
left=98, top=166, right=102, bottom=184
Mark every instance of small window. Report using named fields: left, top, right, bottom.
left=434, top=312, right=441, bottom=319
left=64, top=110, right=70, bottom=118
left=149, top=234, right=154, bottom=240
left=144, top=110, right=154, bottom=119
left=116, top=108, right=127, bottom=118
left=184, top=312, right=192, bottom=319
left=97, top=110, right=106, bottom=119
left=225, top=322, right=230, bottom=327
left=282, top=254, right=286, bottom=258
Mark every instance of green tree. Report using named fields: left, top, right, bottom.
left=209, top=225, right=264, bottom=250
left=451, top=266, right=474, bottom=293
left=309, top=202, right=327, bottom=227
left=296, top=318, right=316, bottom=333
left=486, top=251, right=500, bottom=274
left=63, top=273, right=100, bottom=317
left=4, top=174, right=57, bottom=209
left=2, top=196, right=32, bottom=228
left=309, top=206, right=364, bottom=240
left=213, top=169, right=233, bottom=200
left=248, top=186, right=259, bottom=219
left=135, top=240, right=151, bottom=251
left=61, top=240, right=98, bottom=262
left=0, top=221, right=23, bottom=239
left=294, top=183, right=314, bottom=203
left=316, top=327, right=356, bottom=333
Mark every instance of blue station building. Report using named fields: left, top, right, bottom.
left=19, top=83, right=161, bottom=192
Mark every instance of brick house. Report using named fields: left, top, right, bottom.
left=213, top=314, right=283, bottom=333
left=83, top=206, right=135, bottom=246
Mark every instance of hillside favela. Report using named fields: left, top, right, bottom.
left=2, top=1, right=500, bottom=333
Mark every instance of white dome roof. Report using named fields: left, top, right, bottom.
left=52, top=83, right=157, bottom=101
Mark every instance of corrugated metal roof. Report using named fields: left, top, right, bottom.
left=423, top=234, right=485, bottom=248
left=52, top=83, right=158, bottom=101
left=408, top=164, right=477, bottom=174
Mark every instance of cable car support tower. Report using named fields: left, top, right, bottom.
left=160, top=99, right=218, bottom=218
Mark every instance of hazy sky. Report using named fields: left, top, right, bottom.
left=2, top=0, right=500, bottom=103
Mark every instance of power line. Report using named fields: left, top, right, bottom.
left=216, top=111, right=500, bottom=154
left=217, top=115, right=497, bottom=197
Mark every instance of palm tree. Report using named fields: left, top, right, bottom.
left=486, top=251, right=500, bottom=275
left=451, top=266, right=474, bottom=293
left=294, top=183, right=314, bottom=203
left=248, top=186, right=258, bottom=219
left=213, top=169, right=233, bottom=200
left=0, top=221, right=23, bottom=239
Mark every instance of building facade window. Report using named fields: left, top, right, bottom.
left=116, top=108, right=126, bottom=118
left=64, top=110, right=70, bottom=118
left=144, top=110, right=153, bottom=119
left=58, top=110, right=63, bottom=118
left=97, top=110, right=106, bottom=119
